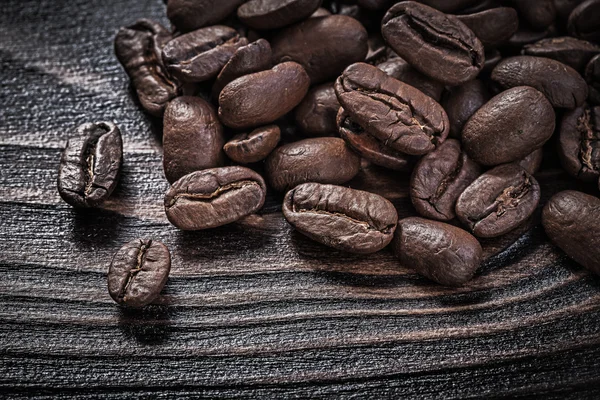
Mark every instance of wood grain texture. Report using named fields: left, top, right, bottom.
left=2, top=0, right=600, bottom=398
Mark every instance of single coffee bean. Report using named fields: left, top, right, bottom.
left=558, top=105, right=600, bottom=182
left=265, top=137, right=360, bottom=192
left=381, top=1, right=484, bottom=86
left=462, top=86, right=555, bottom=166
left=522, top=37, right=600, bottom=73
left=410, top=139, right=481, bottom=221
left=455, top=164, right=540, bottom=238
left=211, top=39, right=272, bottom=99
left=337, top=108, right=413, bottom=171
left=167, top=0, right=246, bottom=32
left=414, top=0, right=479, bottom=13
left=294, top=83, right=340, bottom=137
left=542, top=190, right=600, bottom=276
left=163, top=97, right=225, bottom=184
left=491, top=56, right=588, bottom=109
left=237, top=0, right=322, bottom=30
left=512, top=0, right=556, bottom=30
left=114, top=19, right=180, bottom=117
left=506, top=26, right=557, bottom=49
left=455, top=7, right=519, bottom=48
left=107, top=239, right=171, bottom=308
left=164, top=166, right=267, bottom=230
left=335, top=62, right=449, bottom=156
left=162, top=26, right=247, bottom=83
left=271, top=15, right=368, bottom=84
left=586, top=54, right=600, bottom=105
left=58, top=122, right=123, bottom=208
left=219, top=62, right=309, bottom=129
left=442, top=79, right=490, bottom=139
left=568, top=0, right=600, bottom=43
left=223, top=125, right=281, bottom=164
left=517, top=147, right=544, bottom=175
left=392, top=217, right=482, bottom=286
left=376, top=56, right=444, bottom=102
left=283, top=183, right=398, bottom=254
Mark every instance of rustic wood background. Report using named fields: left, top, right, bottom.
left=2, top=0, right=600, bottom=398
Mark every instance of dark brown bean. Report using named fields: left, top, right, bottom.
left=294, top=83, right=340, bottom=137
left=512, top=0, right=556, bottom=30
left=167, top=0, right=246, bottom=32
left=568, top=0, right=600, bottom=43
left=522, top=37, right=600, bottom=73
left=558, top=104, right=600, bottom=182
left=223, top=125, right=281, bottom=164
left=442, top=79, right=490, bottom=139
left=455, top=7, right=519, bottom=48
left=237, top=0, right=322, bottom=30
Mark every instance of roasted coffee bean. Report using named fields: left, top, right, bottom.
left=283, top=183, right=398, bottom=254
left=58, top=122, right=123, bottom=208
left=271, top=15, right=368, bottom=84
left=218, top=62, right=310, bottom=129
left=505, top=25, right=557, bottom=49
left=107, top=239, right=171, bottom=308
left=211, top=39, right=272, bottom=99
left=392, top=217, right=482, bottom=286
left=265, top=137, right=360, bottom=192
left=542, top=190, right=600, bottom=276
left=512, top=0, right=556, bottom=30
left=223, top=125, right=281, bottom=164
left=381, top=1, right=484, bottom=86
left=114, top=19, right=180, bottom=117
left=162, top=26, right=247, bottom=83
left=442, top=79, right=490, bottom=138
left=491, top=56, right=588, bottom=109
left=294, top=83, right=340, bottom=137
left=455, top=7, right=519, bottom=48
left=376, top=56, right=444, bottom=102
left=163, top=97, right=225, bottom=184
left=414, top=0, right=479, bottom=13
left=167, top=0, right=246, bottom=32
left=335, top=62, right=449, bottom=156
left=568, top=0, right=600, bottom=43
left=586, top=54, right=600, bottom=104
left=517, top=148, right=544, bottom=175
left=455, top=164, right=540, bottom=238
left=462, top=86, right=555, bottom=166
left=237, top=0, right=322, bottom=30
left=337, top=108, right=413, bottom=171
left=410, top=139, right=481, bottom=221
left=164, top=166, right=267, bottom=230
left=558, top=105, right=600, bottom=182
left=522, top=37, right=600, bottom=73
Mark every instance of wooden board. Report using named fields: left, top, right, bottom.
left=2, top=0, right=600, bottom=397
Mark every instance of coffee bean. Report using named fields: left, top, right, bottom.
left=337, top=108, right=413, bottom=171
left=114, top=19, right=180, bottom=117
left=294, top=83, right=340, bottom=137
left=512, top=0, right=556, bottom=30
left=414, top=0, right=480, bottom=13
left=163, top=97, right=225, bottom=184
left=410, top=139, right=481, bottom=221
left=568, top=0, right=600, bottom=43
left=462, top=86, right=555, bottom=166
left=455, top=164, right=540, bottom=238
left=442, top=79, right=490, bottom=139
left=58, top=122, right=123, bottom=208
left=455, top=7, right=519, bottom=48
left=162, top=26, right=247, bottom=83
left=335, top=62, right=449, bottom=156
left=167, top=0, right=246, bottom=32
left=506, top=25, right=557, bottom=49
left=381, top=1, right=484, bottom=86
left=107, top=239, right=171, bottom=308
left=542, top=190, right=600, bottom=276
left=517, top=148, right=544, bottom=175
left=265, top=137, right=360, bottom=192
left=554, top=0, right=584, bottom=21
left=491, top=56, right=588, bottom=109
left=558, top=104, right=600, bottom=182
left=211, top=39, right=272, bottom=99
left=376, top=56, right=444, bottom=102
left=271, top=15, right=368, bottom=84
left=218, top=62, right=310, bottom=129
left=522, top=37, right=600, bottom=73
left=586, top=54, right=600, bottom=105
left=393, top=217, right=482, bottom=286
left=223, top=125, right=281, bottom=164
left=164, top=166, right=267, bottom=230
left=237, top=0, right=322, bottom=30
left=283, top=183, right=398, bottom=253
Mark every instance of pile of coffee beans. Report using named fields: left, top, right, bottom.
left=56, top=0, right=600, bottom=307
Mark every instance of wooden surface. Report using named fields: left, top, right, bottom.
left=2, top=0, right=600, bottom=398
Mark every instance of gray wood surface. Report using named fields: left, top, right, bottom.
left=2, top=0, right=600, bottom=398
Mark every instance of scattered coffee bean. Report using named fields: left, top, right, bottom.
left=167, top=0, right=246, bottom=32
left=237, top=0, right=322, bottom=30
left=223, top=125, right=281, bottom=164
left=442, top=79, right=490, bottom=139
left=586, top=54, right=600, bottom=105
left=283, top=183, right=398, bottom=254
left=58, top=122, right=123, bottom=208
left=568, top=0, right=600, bottom=43
left=107, top=239, right=171, bottom=308
left=455, top=7, right=519, bottom=48
left=165, top=166, right=267, bottom=230
left=393, top=217, right=483, bottom=287
left=558, top=104, right=600, bottom=182
left=512, top=0, right=556, bottom=30
left=294, top=83, right=341, bottom=137
left=376, top=56, right=444, bottom=102
left=522, top=37, right=600, bottom=73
